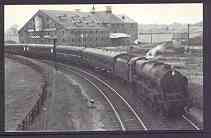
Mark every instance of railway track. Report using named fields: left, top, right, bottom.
left=39, top=59, right=200, bottom=130
left=43, top=60, right=148, bottom=131
left=182, top=115, right=200, bottom=130
left=55, top=61, right=200, bottom=130
left=99, top=77, right=201, bottom=130
left=74, top=66, right=201, bottom=130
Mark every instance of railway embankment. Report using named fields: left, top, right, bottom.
left=6, top=54, right=118, bottom=130
left=5, top=54, right=50, bottom=130
left=28, top=61, right=120, bottom=131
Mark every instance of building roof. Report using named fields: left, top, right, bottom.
left=19, top=9, right=137, bottom=32
left=41, top=9, right=131, bottom=25
left=92, top=12, right=137, bottom=24
left=110, top=33, right=131, bottom=39
left=92, top=12, right=123, bottom=23
left=40, top=10, right=106, bottom=30
left=116, top=14, right=137, bottom=23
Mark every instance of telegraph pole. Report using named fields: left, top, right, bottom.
left=85, top=33, right=88, bottom=48
left=187, top=24, right=190, bottom=54
left=53, top=38, right=57, bottom=71
left=45, top=37, right=57, bottom=129
left=81, top=33, right=84, bottom=47
left=92, top=0, right=95, bottom=11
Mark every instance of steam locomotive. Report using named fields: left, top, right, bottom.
left=5, top=43, right=189, bottom=116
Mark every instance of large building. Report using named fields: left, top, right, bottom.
left=18, top=7, right=138, bottom=47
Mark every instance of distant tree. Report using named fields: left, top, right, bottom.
left=6, top=24, right=19, bottom=35
left=5, top=24, right=19, bottom=42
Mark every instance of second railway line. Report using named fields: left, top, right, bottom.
left=43, top=60, right=148, bottom=131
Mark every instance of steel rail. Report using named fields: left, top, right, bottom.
left=182, top=106, right=201, bottom=130
left=43, top=60, right=126, bottom=131
left=62, top=62, right=201, bottom=131
left=42, top=59, right=200, bottom=130
left=65, top=67, right=126, bottom=131
left=57, top=62, right=148, bottom=131
left=182, top=115, right=200, bottom=130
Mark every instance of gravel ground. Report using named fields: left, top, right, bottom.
left=71, top=66, right=199, bottom=130
left=5, top=58, right=43, bottom=130
left=28, top=61, right=119, bottom=131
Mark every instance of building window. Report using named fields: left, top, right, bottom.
left=47, top=23, right=50, bottom=28
left=34, top=16, right=43, bottom=31
left=50, top=23, right=53, bottom=28
left=101, top=32, right=103, bottom=40
left=96, top=31, right=98, bottom=41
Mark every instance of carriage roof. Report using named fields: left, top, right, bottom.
left=83, top=48, right=125, bottom=58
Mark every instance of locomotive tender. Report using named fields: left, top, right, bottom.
left=5, top=43, right=189, bottom=116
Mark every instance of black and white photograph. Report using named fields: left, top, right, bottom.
left=4, top=3, right=203, bottom=131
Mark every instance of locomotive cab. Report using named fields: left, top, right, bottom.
left=114, top=53, right=135, bottom=81
left=128, top=56, right=145, bottom=83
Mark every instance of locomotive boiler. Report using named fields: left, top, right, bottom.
left=131, top=58, right=189, bottom=115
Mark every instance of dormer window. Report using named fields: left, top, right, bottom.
left=58, top=14, right=67, bottom=20
left=34, top=16, right=43, bottom=31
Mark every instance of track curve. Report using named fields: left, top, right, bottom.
left=43, top=60, right=148, bottom=131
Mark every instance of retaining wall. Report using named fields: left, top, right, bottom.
left=6, top=53, right=50, bottom=130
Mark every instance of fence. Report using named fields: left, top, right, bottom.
left=138, top=24, right=203, bottom=44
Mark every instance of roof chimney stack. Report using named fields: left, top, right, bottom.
left=105, top=6, right=112, bottom=14
left=90, top=4, right=95, bottom=14
left=75, top=9, right=80, bottom=12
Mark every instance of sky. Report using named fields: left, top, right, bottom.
left=4, top=4, right=203, bottom=30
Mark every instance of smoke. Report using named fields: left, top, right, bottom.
left=145, top=41, right=175, bottom=59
